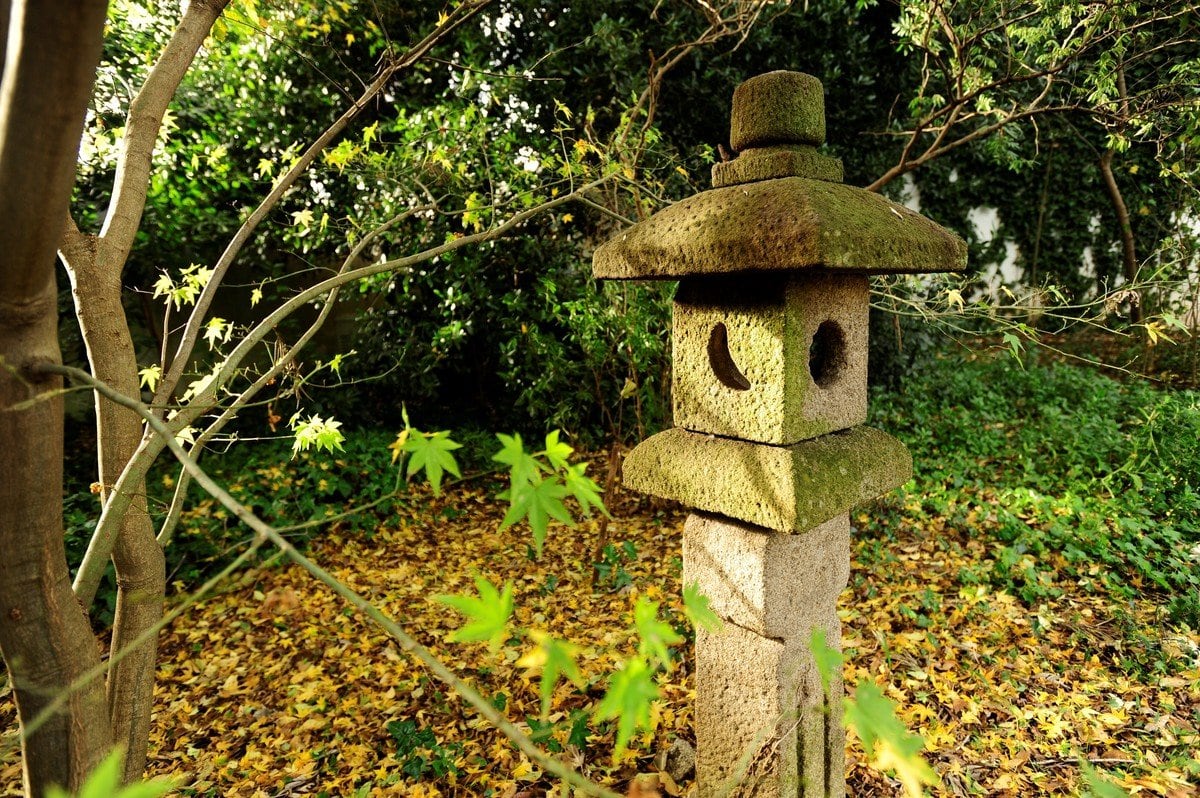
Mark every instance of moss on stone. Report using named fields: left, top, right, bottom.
left=712, top=145, right=844, bottom=187
left=621, top=425, right=911, bottom=533
left=728, top=71, right=826, bottom=151
left=592, top=176, right=967, bottom=280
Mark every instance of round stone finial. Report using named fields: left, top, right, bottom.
left=728, top=71, right=825, bottom=153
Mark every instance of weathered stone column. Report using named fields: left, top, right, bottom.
left=592, top=71, right=966, bottom=797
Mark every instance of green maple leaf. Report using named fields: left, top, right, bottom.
left=1081, top=764, right=1130, bottom=797
left=203, top=317, right=229, bottom=349
left=362, top=120, right=379, bottom=145
left=324, top=350, right=354, bottom=378
left=844, top=681, right=941, bottom=797
left=323, top=139, right=358, bottom=172
left=402, top=430, right=461, bottom=495
left=540, top=429, right=573, bottom=470
left=493, top=430, right=606, bottom=553
left=633, top=597, right=683, bottom=667
left=564, top=462, right=608, bottom=518
left=138, top=365, right=162, bottom=393
left=151, top=272, right=175, bottom=302
left=291, top=415, right=345, bottom=457
left=435, top=574, right=513, bottom=653
left=493, top=432, right=541, bottom=487
left=1002, top=331, right=1025, bottom=365
left=517, top=630, right=584, bottom=717
left=810, top=627, right=843, bottom=697
left=291, top=208, right=315, bottom=228
left=499, top=477, right=572, bottom=555
left=595, top=656, right=658, bottom=761
left=683, top=582, right=723, bottom=633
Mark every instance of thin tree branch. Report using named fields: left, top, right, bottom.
left=155, top=0, right=492, bottom=402
left=9, top=537, right=270, bottom=748
left=44, top=362, right=623, bottom=798
left=76, top=178, right=602, bottom=606
left=96, top=0, right=231, bottom=274
left=154, top=204, right=431, bottom=548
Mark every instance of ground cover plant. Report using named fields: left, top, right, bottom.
left=5, top=353, right=1196, bottom=796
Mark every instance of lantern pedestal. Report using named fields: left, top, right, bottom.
left=685, top=513, right=848, bottom=797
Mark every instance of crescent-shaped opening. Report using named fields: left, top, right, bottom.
left=707, top=322, right=751, bottom=391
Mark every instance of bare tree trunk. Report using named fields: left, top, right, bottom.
left=60, top=228, right=165, bottom=783
left=1099, top=149, right=1141, bottom=323
left=0, top=1, right=113, bottom=794
left=1100, top=67, right=1142, bottom=324
left=54, top=1, right=229, bottom=780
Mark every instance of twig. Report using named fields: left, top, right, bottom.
left=155, top=0, right=493, bottom=401
left=6, top=537, right=268, bottom=748
left=42, top=362, right=624, bottom=798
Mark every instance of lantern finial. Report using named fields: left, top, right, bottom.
left=714, top=70, right=844, bottom=186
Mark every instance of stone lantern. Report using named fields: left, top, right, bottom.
left=592, top=71, right=966, bottom=797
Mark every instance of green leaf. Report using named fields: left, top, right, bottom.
left=564, top=462, right=608, bottom=518
left=324, top=139, right=360, bottom=172
left=493, top=432, right=541, bottom=487
left=1082, top=763, right=1130, bottom=797
left=180, top=365, right=220, bottom=403
left=324, top=350, right=355, bottom=378
left=517, top=630, right=584, bottom=717
left=291, top=208, right=315, bottom=228
left=595, top=656, right=658, bottom=761
left=567, top=711, right=591, bottom=748
left=435, top=574, right=514, bottom=653
left=1001, top=331, right=1024, bottom=366
left=362, top=120, right=379, bottom=145
left=182, top=264, right=213, bottom=292
left=138, top=365, right=161, bottom=393
left=174, top=425, right=197, bottom=448
left=499, top=476, right=572, bottom=556
left=809, top=627, right=843, bottom=698
left=47, top=749, right=174, bottom=798
left=401, top=430, right=462, bottom=495
left=151, top=273, right=174, bottom=302
left=203, top=317, right=230, bottom=349
left=541, top=429, right=573, bottom=470
left=844, top=681, right=941, bottom=797
left=291, top=415, right=346, bottom=457
left=682, top=582, right=723, bottom=632
left=633, top=597, right=683, bottom=667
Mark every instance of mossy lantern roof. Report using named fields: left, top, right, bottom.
left=593, top=71, right=967, bottom=280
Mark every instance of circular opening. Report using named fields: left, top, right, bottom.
left=707, top=322, right=751, bottom=391
left=809, top=320, right=846, bottom=388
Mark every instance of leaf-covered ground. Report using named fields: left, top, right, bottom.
left=844, top=499, right=1199, bottom=796
left=3, top=475, right=1198, bottom=796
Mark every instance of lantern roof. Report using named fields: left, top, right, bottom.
left=593, top=71, right=967, bottom=280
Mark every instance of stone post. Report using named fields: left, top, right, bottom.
left=592, top=71, right=966, bottom=797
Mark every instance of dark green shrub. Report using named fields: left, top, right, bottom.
left=870, top=353, right=1200, bottom=626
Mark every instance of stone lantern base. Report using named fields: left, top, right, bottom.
left=685, top=513, right=848, bottom=798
